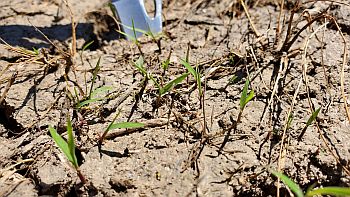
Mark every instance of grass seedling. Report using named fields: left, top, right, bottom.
left=159, top=73, right=189, bottom=96
left=133, top=56, right=188, bottom=97
left=240, top=79, right=255, bottom=111
left=71, top=56, right=112, bottom=110
left=219, top=79, right=255, bottom=153
left=298, top=107, right=321, bottom=141
left=181, top=59, right=202, bottom=97
left=49, top=115, right=86, bottom=184
left=88, top=56, right=101, bottom=100
left=99, top=112, right=144, bottom=144
left=270, top=169, right=350, bottom=197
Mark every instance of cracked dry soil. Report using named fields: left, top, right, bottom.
left=1, top=0, right=350, bottom=196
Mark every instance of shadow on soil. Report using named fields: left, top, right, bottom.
left=0, top=22, right=120, bottom=50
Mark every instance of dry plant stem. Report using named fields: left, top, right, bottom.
left=276, top=75, right=303, bottom=197
left=27, top=20, right=69, bottom=57
left=281, top=0, right=300, bottom=50
left=274, top=0, right=284, bottom=46
left=330, top=18, right=350, bottom=123
left=281, top=14, right=324, bottom=52
left=0, top=158, right=34, bottom=176
left=260, top=55, right=285, bottom=124
left=240, top=0, right=261, bottom=37
left=62, top=0, right=76, bottom=56
left=0, top=72, right=16, bottom=105
left=321, top=18, right=330, bottom=88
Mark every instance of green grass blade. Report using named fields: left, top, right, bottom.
left=82, top=40, right=94, bottom=52
left=270, top=170, right=304, bottom=197
left=229, top=75, right=239, bottom=85
left=195, top=63, right=202, bottom=96
left=133, top=56, right=147, bottom=76
left=90, top=86, right=113, bottom=98
left=160, top=73, right=189, bottom=96
left=162, top=58, right=170, bottom=71
left=306, top=107, right=321, bottom=127
left=49, top=126, right=74, bottom=165
left=148, top=73, right=161, bottom=90
left=132, top=20, right=138, bottom=42
left=107, top=122, right=144, bottom=131
left=76, top=97, right=105, bottom=109
left=240, top=79, right=249, bottom=110
left=244, top=89, right=255, bottom=107
left=181, top=59, right=197, bottom=79
left=240, top=79, right=254, bottom=110
left=32, top=47, right=39, bottom=55
left=89, top=56, right=101, bottom=99
left=306, top=187, right=350, bottom=197
left=66, top=117, right=78, bottom=168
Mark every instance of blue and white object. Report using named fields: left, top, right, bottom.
left=111, top=0, right=162, bottom=40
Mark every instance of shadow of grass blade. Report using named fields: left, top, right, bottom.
left=306, top=187, right=350, bottom=197
left=270, top=170, right=304, bottom=197
left=49, top=126, right=75, bottom=165
left=160, top=73, right=189, bottom=96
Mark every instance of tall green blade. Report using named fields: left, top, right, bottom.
left=49, top=126, right=74, bottom=164
left=133, top=56, right=147, bottom=76
left=181, top=59, right=197, bottom=79
left=240, top=79, right=254, bottom=110
left=88, top=56, right=102, bottom=99
left=160, top=73, right=189, bottom=96
left=90, top=86, right=113, bottom=98
left=306, top=187, right=350, bottom=196
left=66, top=117, right=78, bottom=168
left=270, top=170, right=304, bottom=197
left=306, top=107, right=321, bottom=127
left=107, top=122, right=144, bottom=131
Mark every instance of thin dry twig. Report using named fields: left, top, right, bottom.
left=274, top=0, right=285, bottom=46
left=240, top=0, right=261, bottom=38
left=276, top=74, right=303, bottom=197
left=62, top=0, right=77, bottom=56
left=0, top=72, right=16, bottom=105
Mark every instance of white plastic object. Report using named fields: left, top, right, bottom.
left=111, top=0, right=162, bottom=40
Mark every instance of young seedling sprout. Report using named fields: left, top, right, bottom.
left=98, top=111, right=144, bottom=144
left=218, top=79, right=255, bottom=153
left=270, top=169, right=350, bottom=197
left=181, top=59, right=202, bottom=97
left=298, top=107, right=321, bottom=141
left=133, top=56, right=189, bottom=97
left=49, top=115, right=86, bottom=184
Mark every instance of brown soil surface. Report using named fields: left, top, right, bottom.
left=1, top=0, right=350, bottom=196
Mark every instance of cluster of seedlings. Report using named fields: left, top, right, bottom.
left=0, top=0, right=350, bottom=196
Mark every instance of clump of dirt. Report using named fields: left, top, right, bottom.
left=1, top=0, right=350, bottom=196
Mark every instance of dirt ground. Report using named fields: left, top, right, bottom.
left=1, top=0, right=350, bottom=196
